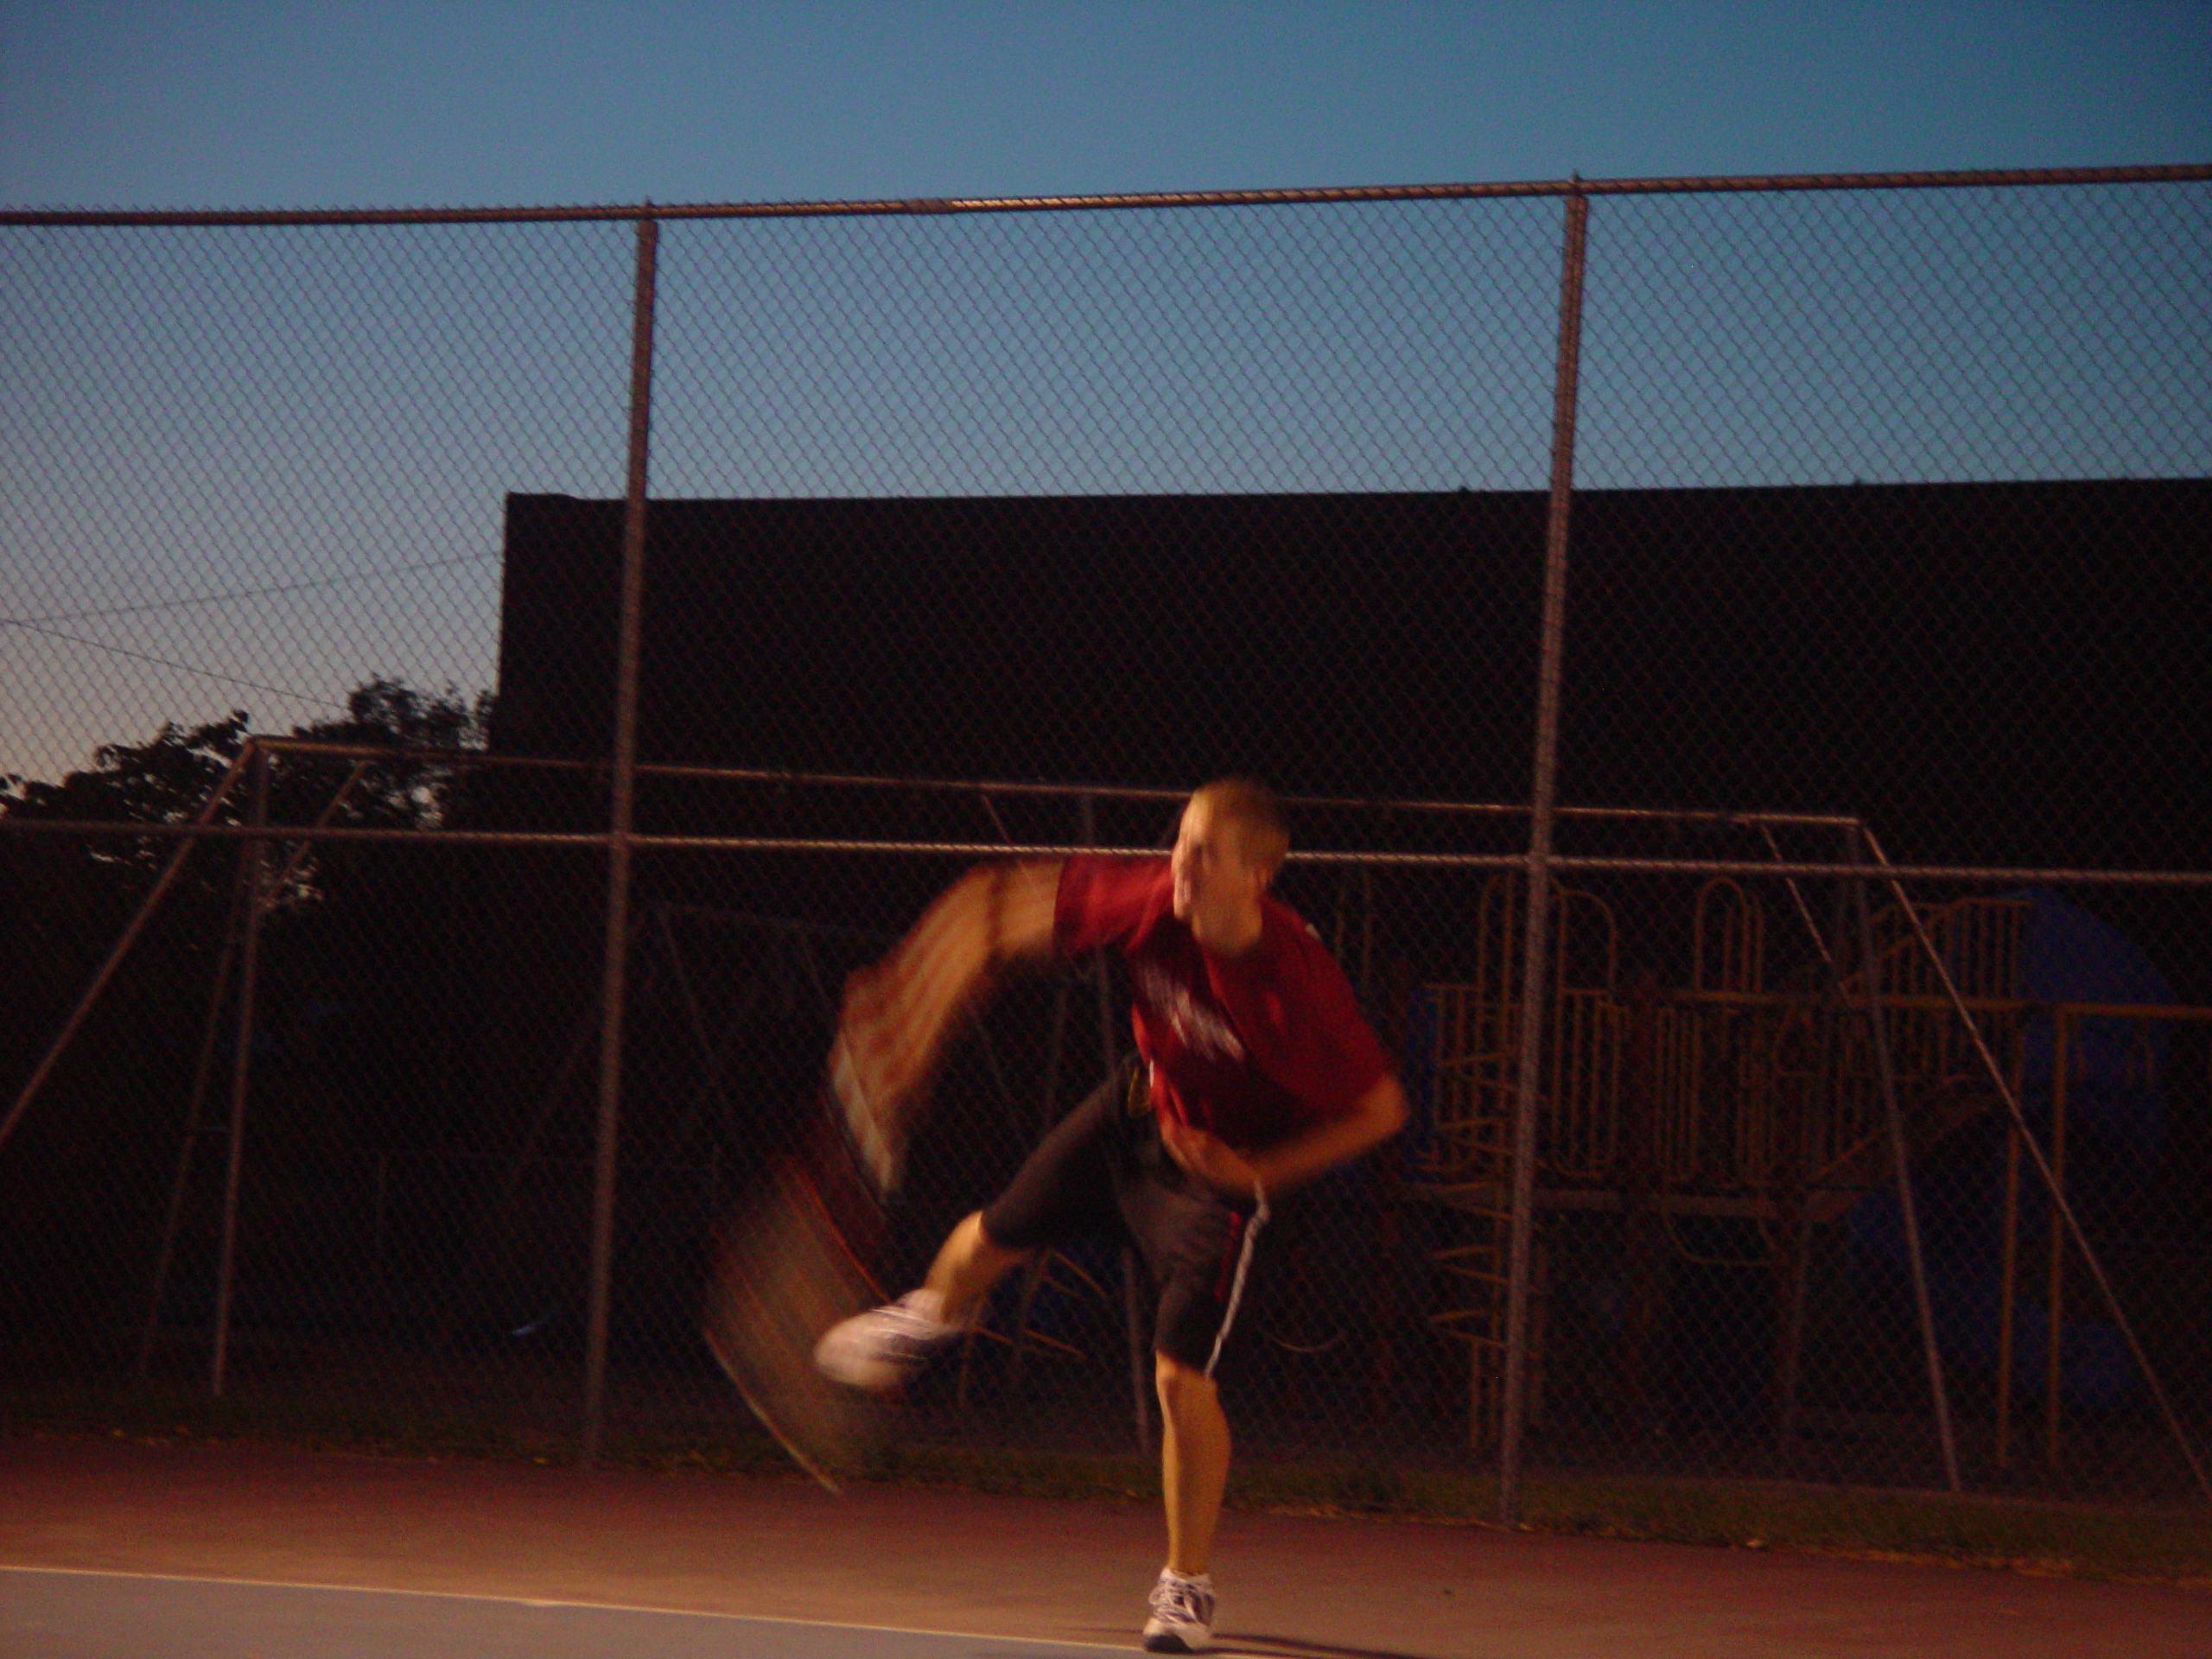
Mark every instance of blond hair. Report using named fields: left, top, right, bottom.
left=1190, top=777, right=1288, bottom=879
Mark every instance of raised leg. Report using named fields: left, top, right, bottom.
left=924, top=1210, right=1029, bottom=1324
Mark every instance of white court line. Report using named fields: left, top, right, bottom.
left=0, top=1563, right=1135, bottom=1651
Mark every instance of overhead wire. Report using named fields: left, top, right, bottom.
left=0, top=550, right=496, bottom=627
left=3, top=620, right=348, bottom=710
left=0, top=551, right=499, bottom=722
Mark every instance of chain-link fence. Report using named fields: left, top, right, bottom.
left=4, top=167, right=2208, bottom=1512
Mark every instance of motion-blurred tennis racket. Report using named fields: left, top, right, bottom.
left=705, top=868, right=1023, bottom=1484
left=701, top=1111, right=888, bottom=1492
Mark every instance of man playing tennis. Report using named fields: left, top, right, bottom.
left=816, top=779, right=1407, bottom=1653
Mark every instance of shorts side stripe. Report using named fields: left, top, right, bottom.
left=1203, top=1183, right=1268, bottom=1379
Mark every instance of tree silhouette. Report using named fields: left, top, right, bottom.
left=0, top=682, right=495, bottom=1353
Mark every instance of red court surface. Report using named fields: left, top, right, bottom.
left=2, top=1433, right=2205, bottom=1657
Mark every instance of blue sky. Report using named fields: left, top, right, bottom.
left=3, top=2, right=2206, bottom=210
left=2, top=3, right=2208, bottom=785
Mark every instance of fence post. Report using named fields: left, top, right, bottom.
left=1847, top=836, right=1961, bottom=1491
left=137, top=850, right=249, bottom=1376
left=582, top=213, right=660, bottom=1465
left=2044, top=1009, right=2072, bottom=1468
left=1081, top=791, right=1154, bottom=1458
left=1498, top=185, right=1589, bottom=1526
left=210, top=741, right=270, bottom=1399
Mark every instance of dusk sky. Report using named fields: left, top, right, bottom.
left=3, top=3, right=2207, bottom=786
left=4, top=2, right=2205, bottom=210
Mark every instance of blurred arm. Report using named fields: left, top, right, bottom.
left=830, top=859, right=1063, bottom=1186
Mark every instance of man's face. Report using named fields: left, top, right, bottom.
left=1170, top=795, right=1267, bottom=950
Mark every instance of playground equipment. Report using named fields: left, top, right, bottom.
left=1415, top=872, right=2202, bottom=1472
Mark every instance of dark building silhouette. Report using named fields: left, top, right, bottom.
left=494, top=480, right=2209, bottom=878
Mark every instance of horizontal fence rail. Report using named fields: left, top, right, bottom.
left=8, top=162, right=2208, bottom=226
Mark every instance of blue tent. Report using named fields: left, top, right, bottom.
left=1847, top=889, right=2171, bottom=1409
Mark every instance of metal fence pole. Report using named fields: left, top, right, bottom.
left=582, top=214, right=659, bottom=1465
left=1498, top=186, right=1589, bottom=1526
left=1081, top=790, right=1154, bottom=1457
left=209, top=742, right=270, bottom=1399
left=2044, top=1010, right=2073, bottom=1468
left=1847, top=836, right=1961, bottom=1491
left=137, top=855, right=250, bottom=1376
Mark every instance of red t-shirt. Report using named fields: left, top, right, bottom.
left=1053, top=855, right=1392, bottom=1152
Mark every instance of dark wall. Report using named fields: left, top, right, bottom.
left=495, top=480, right=2209, bottom=874
left=495, top=491, right=1547, bottom=805
left=1557, top=478, right=2210, bottom=874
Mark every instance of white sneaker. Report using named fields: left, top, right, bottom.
left=1142, top=1569, right=1215, bottom=1653
left=812, top=1289, right=957, bottom=1392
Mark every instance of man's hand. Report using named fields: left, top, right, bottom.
left=1160, top=1118, right=1264, bottom=1206
left=1165, top=1077, right=1408, bottom=1209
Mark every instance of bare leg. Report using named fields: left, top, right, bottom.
left=923, top=1211, right=1027, bottom=1325
left=1155, top=1351, right=1230, bottom=1576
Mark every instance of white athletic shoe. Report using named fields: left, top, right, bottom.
left=812, top=1289, right=958, bottom=1392
left=1142, top=1569, right=1215, bottom=1653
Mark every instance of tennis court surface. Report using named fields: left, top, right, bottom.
left=3, top=1435, right=2205, bottom=1657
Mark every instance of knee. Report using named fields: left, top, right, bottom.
left=954, top=1211, right=1027, bottom=1275
left=950, top=1210, right=991, bottom=1255
left=1154, top=1351, right=1216, bottom=1416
